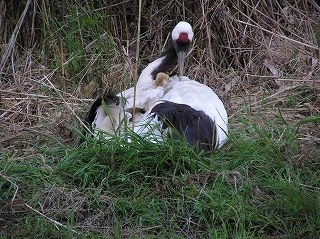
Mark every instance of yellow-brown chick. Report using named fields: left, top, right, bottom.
left=155, top=72, right=171, bottom=87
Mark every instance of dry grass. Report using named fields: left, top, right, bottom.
left=1, top=0, right=319, bottom=152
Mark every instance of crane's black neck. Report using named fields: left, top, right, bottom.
left=150, top=40, right=191, bottom=81
left=150, top=42, right=177, bottom=81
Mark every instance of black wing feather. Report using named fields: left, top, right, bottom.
left=151, top=101, right=217, bottom=152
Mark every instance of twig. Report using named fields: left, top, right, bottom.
left=0, top=89, right=95, bottom=102
left=44, top=75, right=93, bottom=135
left=308, top=0, right=320, bottom=12
left=0, top=173, right=19, bottom=204
left=131, top=0, right=142, bottom=131
left=232, top=17, right=320, bottom=51
left=275, top=78, right=320, bottom=83
left=0, top=0, right=33, bottom=82
left=24, top=203, right=80, bottom=234
left=1, top=97, right=94, bottom=102
left=229, top=85, right=297, bottom=119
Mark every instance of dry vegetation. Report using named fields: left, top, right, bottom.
left=1, top=0, right=320, bottom=237
left=1, top=1, right=320, bottom=146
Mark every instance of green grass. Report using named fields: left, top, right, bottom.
left=1, top=115, right=319, bottom=238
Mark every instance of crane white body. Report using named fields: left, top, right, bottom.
left=85, top=21, right=228, bottom=151
left=139, top=76, right=228, bottom=150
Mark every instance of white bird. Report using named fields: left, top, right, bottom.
left=84, top=21, right=228, bottom=152
left=85, top=72, right=171, bottom=137
left=143, top=75, right=228, bottom=152
left=85, top=21, right=194, bottom=136
left=84, top=93, right=128, bottom=137
left=136, top=21, right=193, bottom=87
left=120, top=72, right=171, bottom=115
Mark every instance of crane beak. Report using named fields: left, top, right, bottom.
left=177, top=51, right=186, bottom=80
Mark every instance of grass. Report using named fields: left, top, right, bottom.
left=1, top=0, right=320, bottom=238
left=1, top=115, right=319, bottom=238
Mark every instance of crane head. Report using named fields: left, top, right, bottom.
left=171, top=21, right=193, bottom=78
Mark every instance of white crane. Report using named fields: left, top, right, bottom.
left=85, top=21, right=193, bottom=136
left=84, top=21, right=228, bottom=152
left=142, top=75, right=228, bottom=151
